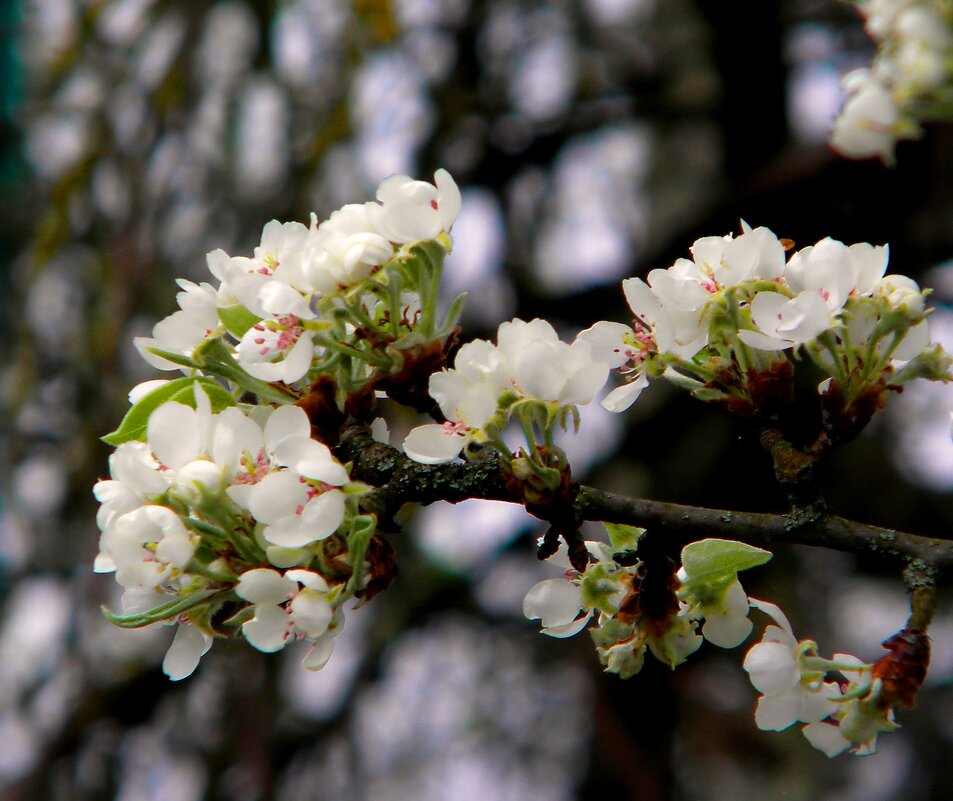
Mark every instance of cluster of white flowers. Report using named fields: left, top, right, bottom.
left=743, top=600, right=894, bottom=756
left=523, top=534, right=766, bottom=678
left=97, top=172, right=936, bottom=760
left=586, top=224, right=948, bottom=414
left=403, top=318, right=609, bottom=464
left=830, top=1, right=953, bottom=163
left=135, top=170, right=461, bottom=388
left=94, top=383, right=365, bottom=678
left=97, top=171, right=466, bottom=679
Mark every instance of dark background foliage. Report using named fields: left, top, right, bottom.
left=3, top=1, right=953, bottom=799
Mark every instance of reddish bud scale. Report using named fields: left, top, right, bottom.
left=296, top=376, right=348, bottom=445
left=818, top=378, right=892, bottom=450
left=616, top=551, right=679, bottom=639
left=355, top=534, right=397, bottom=605
left=715, top=360, right=794, bottom=419
left=871, top=627, right=931, bottom=709
left=370, top=336, right=457, bottom=418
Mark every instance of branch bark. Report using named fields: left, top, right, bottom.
left=336, top=426, right=953, bottom=573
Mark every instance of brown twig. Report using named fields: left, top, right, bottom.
left=335, top=425, right=953, bottom=572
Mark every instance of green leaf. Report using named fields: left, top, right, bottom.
left=680, top=538, right=772, bottom=588
left=218, top=304, right=262, bottom=338
left=102, top=378, right=236, bottom=446
left=605, top=522, right=644, bottom=553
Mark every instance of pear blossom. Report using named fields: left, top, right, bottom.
left=581, top=278, right=704, bottom=412
left=367, top=168, right=462, bottom=244
left=222, top=405, right=349, bottom=549
left=829, top=69, right=905, bottom=162
left=404, top=318, right=608, bottom=463
left=737, top=290, right=832, bottom=351
left=93, top=441, right=167, bottom=533
left=305, top=205, right=394, bottom=291
left=236, top=321, right=316, bottom=384
left=743, top=601, right=847, bottom=733
left=647, top=227, right=786, bottom=312
left=235, top=568, right=337, bottom=665
left=96, top=505, right=197, bottom=589
left=134, top=279, right=221, bottom=370
left=496, top=319, right=609, bottom=407
left=786, top=238, right=874, bottom=311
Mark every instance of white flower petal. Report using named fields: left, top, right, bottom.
left=236, top=568, right=296, bottom=604
left=247, top=471, right=308, bottom=524
left=802, top=722, right=851, bottom=757
left=754, top=687, right=803, bottom=731
left=289, top=591, right=333, bottom=637
left=274, top=437, right=349, bottom=485
left=242, top=604, right=292, bottom=652
left=148, top=402, right=201, bottom=469
left=264, top=404, right=311, bottom=449
left=541, top=610, right=593, bottom=638
left=601, top=376, right=648, bottom=412
left=162, top=623, right=212, bottom=681
left=403, top=424, right=465, bottom=464
left=523, top=578, right=584, bottom=629
left=743, top=640, right=800, bottom=695
left=702, top=613, right=753, bottom=648
left=302, top=634, right=335, bottom=670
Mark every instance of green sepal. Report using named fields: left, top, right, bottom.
left=101, top=588, right=220, bottom=628
left=221, top=605, right=256, bottom=629
left=218, top=304, right=262, bottom=339
left=580, top=564, right=622, bottom=615
left=144, top=347, right=198, bottom=369
left=605, top=522, right=644, bottom=553
left=599, top=638, right=646, bottom=679
left=344, top=514, right=378, bottom=596
left=589, top=618, right=634, bottom=650
left=102, top=377, right=236, bottom=446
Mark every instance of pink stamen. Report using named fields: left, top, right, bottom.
left=431, top=199, right=438, bottom=210
left=234, top=449, right=271, bottom=485
left=442, top=420, right=468, bottom=436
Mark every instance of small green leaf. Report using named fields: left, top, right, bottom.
left=102, top=378, right=235, bottom=446
left=218, top=304, right=262, bottom=338
left=680, top=538, right=772, bottom=587
left=605, top=523, right=644, bottom=553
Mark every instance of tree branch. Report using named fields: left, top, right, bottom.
left=336, top=426, right=953, bottom=573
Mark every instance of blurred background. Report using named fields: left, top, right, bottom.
left=3, top=0, right=953, bottom=798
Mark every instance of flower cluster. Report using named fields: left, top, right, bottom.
left=743, top=601, right=895, bottom=756
left=523, top=533, right=769, bottom=678
left=830, top=1, right=953, bottom=163
left=135, top=170, right=462, bottom=396
left=587, top=224, right=950, bottom=421
left=95, top=383, right=374, bottom=678
left=96, top=171, right=462, bottom=678
left=403, top=318, right=608, bottom=469
left=96, top=173, right=938, bottom=761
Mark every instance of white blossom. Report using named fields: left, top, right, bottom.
left=367, top=168, right=462, bottom=244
